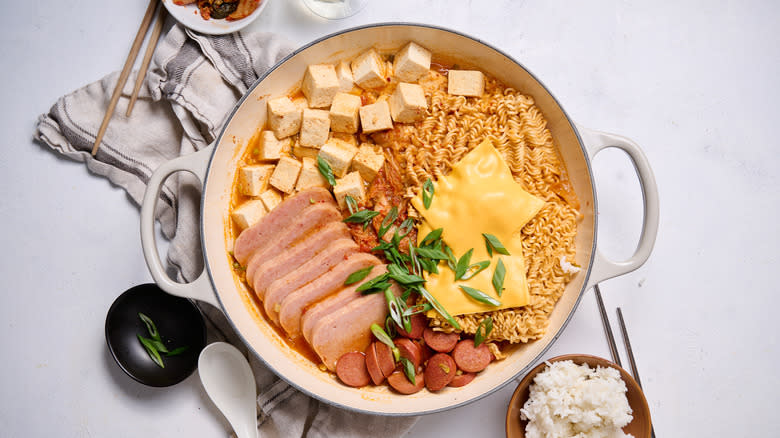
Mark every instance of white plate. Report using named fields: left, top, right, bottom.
left=162, top=0, right=269, bottom=35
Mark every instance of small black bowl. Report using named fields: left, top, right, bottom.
left=105, top=283, right=207, bottom=387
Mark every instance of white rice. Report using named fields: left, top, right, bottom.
left=520, top=360, right=634, bottom=438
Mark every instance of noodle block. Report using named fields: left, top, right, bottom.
left=351, top=48, right=387, bottom=89
left=359, top=101, right=393, bottom=133
left=389, top=82, right=427, bottom=123
left=351, top=143, right=385, bottom=183
left=300, top=109, right=331, bottom=148
left=302, top=64, right=340, bottom=108
left=393, top=42, right=431, bottom=83
left=232, top=200, right=267, bottom=230
left=319, top=138, right=358, bottom=178
left=333, top=171, right=366, bottom=209
left=267, top=97, right=302, bottom=139
left=447, top=70, right=485, bottom=97
left=269, top=156, right=303, bottom=194
left=411, top=139, right=544, bottom=316
left=296, top=157, right=328, bottom=191
left=330, top=92, right=361, bottom=134
left=237, top=164, right=274, bottom=196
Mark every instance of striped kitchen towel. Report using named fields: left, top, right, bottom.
left=34, top=23, right=417, bottom=438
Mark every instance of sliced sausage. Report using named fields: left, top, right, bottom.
left=424, top=353, right=457, bottom=391
left=423, top=328, right=460, bottom=353
left=233, top=187, right=334, bottom=264
left=247, top=221, right=350, bottom=293
left=246, top=203, right=342, bottom=283
left=263, top=238, right=358, bottom=323
left=451, top=340, right=492, bottom=373
left=335, top=352, right=371, bottom=388
left=279, top=253, right=381, bottom=336
left=364, top=343, right=384, bottom=385
left=309, top=281, right=403, bottom=371
left=301, top=265, right=388, bottom=344
left=448, top=372, right=476, bottom=388
left=394, top=338, right=422, bottom=369
left=387, top=371, right=425, bottom=395
left=396, top=312, right=426, bottom=339
left=374, top=341, right=396, bottom=378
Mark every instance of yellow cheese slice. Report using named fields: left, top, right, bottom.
left=411, top=139, right=545, bottom=316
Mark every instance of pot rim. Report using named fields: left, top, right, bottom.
left=200, top=22, right=597, bottom=416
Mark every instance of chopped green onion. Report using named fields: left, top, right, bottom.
left=454, top=249, right=474, bottom=280
left=165, top=346, right=189, bottom=357
left=344, top=195, right=358, bottom=214
left=474, top=317, right=493, bottom=347
left=417, top=285, right=461, bottom=330
left=444, top=245, right=457, bottom=271
left=460, top=260, right=490, bottom=280
left=385, top=315, right=397, bottom=338
left=317, top=156, right=337, bottom=186
left=370, top=323, right=395, bottom=350
left=399, top=357, right=416, bottom=384
left=492, top=258, right=506, bottom=296
left=422, top=178, right=434, bottom=209
left=138, top=313, right=159, bottom=340
left=137, top=334, right=165, bottom=368
left=420, top=228, right=443, bottom=247
left=459, top=285, right=502, bottom=307
left=482, top=233, right=510, bottom=256
left=415, top=246, right=449, bottom=260
left=409, top=241, right=421, bottom=276
left=377, top=206, right=399, bottom=238
left=356, top=273, right=391, bottom=293
left=344, top=266, right=374, bottom=285
left=387, top=264, right=425, bottom=285
left=343, top=209, right=381, bottom=229
left=402, top=302, right=432, bottom=317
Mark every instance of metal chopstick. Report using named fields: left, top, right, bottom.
left=617, top=307, right=656, bottom=438
left=594, top=284, right=622, bottom=367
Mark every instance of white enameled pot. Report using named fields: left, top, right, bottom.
left=140, top=23, right=659, bottom=416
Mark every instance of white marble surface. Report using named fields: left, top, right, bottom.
left=1, top=0, right=778, bottom=436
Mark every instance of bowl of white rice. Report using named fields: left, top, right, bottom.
left=505, top=354, right=652, bottom=438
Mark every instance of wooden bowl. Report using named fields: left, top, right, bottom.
left=506, top=354, right=652, bottom=438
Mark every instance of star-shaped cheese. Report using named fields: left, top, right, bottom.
left=411, top=139, right=545, bottom=316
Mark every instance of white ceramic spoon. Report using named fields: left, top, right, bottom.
left=198, top=342, right=258, bottom=438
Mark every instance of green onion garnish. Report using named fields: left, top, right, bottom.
left=344, top=195, right=358, bottom=214
left=474, top=316, right=493, bottom=347
left=414, top=246, right=449, bottom=260
left=459, top=285, right=502, bottom=307
left=399, top=356, right=417, bottom=384
left=483, top=233, right=510, bottom=256
left=344, top=266, right=374, bottom=285
left=417, top=285, right=461, bottom=330
left=356, top=273, right=391, bottom=294
left=137, top=313, right=188, bottom=368
left=422, top=178, right=434, bottom=209
left=454, top=249, right=474, bottom=280
left=370, top=323, right=396, bottom=351
left=420, top=228, right=443, bottom=247
left=316, top=156, right=337, bottom=186
left=377, top=206, right=399, bottom=238
left=460, top=260, right=490, bottom=280
left=343, top=209, right=381, bottom=229
left=492, top=258, right=506, bottom=296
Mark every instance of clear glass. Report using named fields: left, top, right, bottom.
left=301, top=0, right=368, bottom=19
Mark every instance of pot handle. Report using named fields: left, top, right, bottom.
left=576, top=124, right=660, bottom=288
left=139, top=145, right=219, bottom=308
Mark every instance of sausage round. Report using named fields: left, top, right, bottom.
left=451, top=340, right=492, bottom=373
left=335, top=352, right=371, bottom=387
left=448, top=372, right=476, bottom=388
left=424, top=353, right=457, bottom=391
left=396, top=313, right=426, bottom=339
left=394, top=338, right=422, bottom=368
left=364, top=342, right=385, bottom=385
left=387, top=370, right=425, bottom=394
left=423, top=328, right=460, bottom=353
left=374, top=341, right=396, bottom=377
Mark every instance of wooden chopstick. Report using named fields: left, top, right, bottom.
left=617, top=307, right=656, bottom=438
left=594, top=284, right=622, bottom=367
left=126, top=5, right=166, bottom=117
left=91, top=0, right=159, bottom=156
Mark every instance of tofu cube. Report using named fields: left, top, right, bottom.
left=299, top=109, right=331, bottom=148
left=237, top=164, right=274, bottom=197
left=267, top=97, right=302, bottom=138
left=351, top=48, right=387, bottom=89
left=447, top=70, right=485, bottom=97
left=329, top=92, right=362, bottom=134
left=318, top=138, right=358, bottom=178
left=296, top=157, right=328, bottom=191
left=336, top=60, right=354, bottom=92
left=259, top=188, right=283, bottom=211
left=333, top=171, right=366, bottom=210
left=269, top=156, right=302, bottom=194
left=254, top=130, right=291, bottom=162
left=351, top=143, right=385, bottom=183
left=393, top=42, right=432, bottom=83
left=359, top=100, right=393, bottom=133
left=329, top=132, right=358, bottom=147
left=292, top=142, right=320, bottom=160
left=232, top=200, right=267, bottom=230
left=389, top=82, right=427, bottom=123
left=301, top=64, right=340, bottom=108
